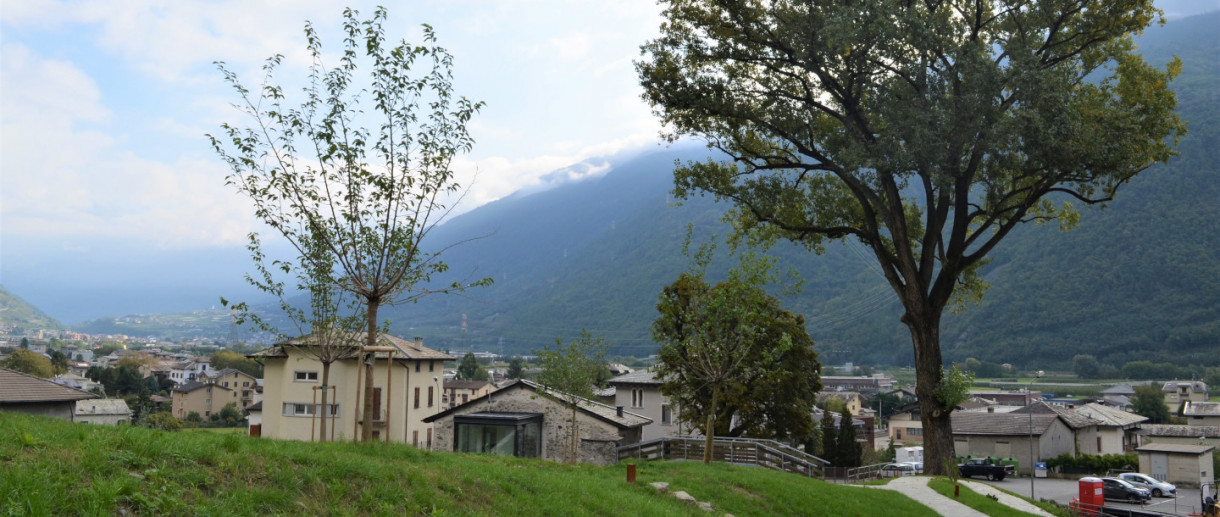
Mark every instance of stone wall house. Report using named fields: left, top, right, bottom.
left=424, top=379, right=650, bottom=466
left=74, top=399, right=132, bottom=425
left=1011, top=400, right=1109, bottom=455
left=0, top=367, right=98, bottom=421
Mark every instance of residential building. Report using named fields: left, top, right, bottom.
left=252, top=333, right=450, bottom=445
left=951, top=412, right=1076, bottom=472
left=1181, top=401, right=1220, bottom=426
left=203, top=368, right=261, bottom=409
left=817, top=391, right=864, bottom=416
left=607, top=370, right=684, bottom=441
left=0, top=367, right=98, bottom=421
left=1163, top=380, right=1208, bottom=412
left=1011, top=400, right=1130, bottom=456
left=171, top=381, right=237, bottom=419
left=889, top=403, right=924, bottom=445
left=1073, top=402, right=1147, bottom=452
left=73, top=399, right=132, bottom=425
left=442, top=379, right=493, bottom=410
left=168, top=359, right=210, bottom=385
left=424, top=379, right=651, bottom=465
left=821, top=376, right=893, bottom=395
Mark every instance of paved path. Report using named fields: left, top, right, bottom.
left=870, top=476, right=1054, bottom=516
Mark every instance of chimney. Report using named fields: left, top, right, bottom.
left=616, top=406, right=624, bottom=417
left=414, top=337, right=423, bottom=349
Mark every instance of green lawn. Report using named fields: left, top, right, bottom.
left=2, top=412, right=936, bottom=516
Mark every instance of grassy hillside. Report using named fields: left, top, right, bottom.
left=0, top=412, right=934, bottom=516
left=0, top=285, right=64, bottom=331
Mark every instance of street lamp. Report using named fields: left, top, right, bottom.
left=1027, top=370, right=1044, bottom=500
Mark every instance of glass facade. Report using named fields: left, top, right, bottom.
left=453, top=412, right=543, bottom=458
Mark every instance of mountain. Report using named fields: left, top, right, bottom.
left=380, top=12, right=1220, bottom=369
left=0, top=285, right=64, bottom=331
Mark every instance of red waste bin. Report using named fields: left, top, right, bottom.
left=1076, top=477, right=1104, bottom=516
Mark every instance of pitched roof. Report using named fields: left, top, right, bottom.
left=0, top=368, right=98, bottom=403
left=1136, top=443, right=1215, bottom=454
left=253, top=332, right=453, bottom=361
left=444, top=379, right=490, bottom=390
left=74, top=399, right=132, bottom=416
left=951, top=412, right=1060, bottom=436
left=247, top=401, right=263, bottom=412
left=171, top=381, right=231, bottom=393
left=1100, top=384, right=1136, bottom=396
left=1183, top=401, right=1220, bottom=417
left=1010, top=400, right=1101, bottom=430
left=1163, top=380, right=1208, bottom=393
left=1138, top=424, right=1220, bottom=439
left=1074, top=402, right=1146, bottom=427
left=607, top=370, right=662, bottom=386
left=204, top=368, right=257, bottom=380
left=424, top=379, right=651, bottom=429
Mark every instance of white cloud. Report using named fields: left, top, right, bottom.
left=549, top=32, right=591, bottom=61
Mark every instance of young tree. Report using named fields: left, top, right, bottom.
left=639, top=0, right=1183, bottom=473
left=836, top=407, right=862, bottom=468
left=653, top=247, right=820, bottom=461
left=506, top=357, right=525, bottom=380
left=456, top=353, right=489, bottom=381
left=49, top=350, right=69, bottom=375
left=211, top=7, right=488, bottom=442
left=210, top=349, right=263, bottom=378
left=1131, top=383, right=1171, bottom=424
left=820, top=409, right=838, bottom=464
left=535, top=330, right=609, bottom=463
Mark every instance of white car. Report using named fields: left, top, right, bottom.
left=1117, top=473, right=1177, bottom=497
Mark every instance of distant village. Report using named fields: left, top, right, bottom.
left=3, top=320, right=1217, bottom=494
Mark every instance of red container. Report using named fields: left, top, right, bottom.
left=1078, top=477, right=1104, bottom=514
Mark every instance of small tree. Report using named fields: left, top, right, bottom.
left=836, top=407, right=862, bottom=468
left=457, top=353, right=489, bottom=381
left=1073, top=354, right=1101, bottom=379
left=49, top=350, right=68, bottom=375
left=506, top=357, right=525, bottom=380
left=1, top=349, right=54, bottom=378
left=212, top=6, right=488, bottom=442
left=1131, top=383, right=1171, bottom=424
left=147, top=412, right=183, bottom=432
left=218, top=402, right=243, bottom=427
left=820, top=409, right=838, bottom=464
left=535, top=330, right=608, bottom=463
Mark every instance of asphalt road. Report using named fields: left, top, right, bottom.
left=972, top=476, right=1207, bottom=516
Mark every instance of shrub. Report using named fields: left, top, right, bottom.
left=146, top=412, right=183, bottom=432
left=1045, top=453, right=1137, bottom=474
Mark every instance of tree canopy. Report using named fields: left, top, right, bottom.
left=653, top=250, right=821, bottom=460
left=535, top=330, right=609, bottom=463
left=639, top=0, right=1184, bottom=474
left=1130, top=383, right=1171, bottom=424
left=456, top=353, right=489, bottom=381
left=2, top=349, right=55, bottom=378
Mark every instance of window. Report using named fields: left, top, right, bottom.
left=415, top=362, right=421, bottom=372
left=282, top=403, right=339, bottom=417
left=223, top=382, right=229, bottom=387
left=909, top=428, right=923, bottom=436
left=294, top=371, right=319, bottom=382
left=631, top=389, right=644, bottom=408
left=428, top=386, right=434, bottom=407
left=454, top=413, right=543, bottom=458
left=429, top=361, right=435, bottom=372
left=414, top=387, right=421, bottom=409
left=661, top=404, right=672, bottom=425
left=413, top=430, right=419, bottom=447
left=243, top=381, right=250, bottom=387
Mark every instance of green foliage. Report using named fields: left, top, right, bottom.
left=535, top=330, right=608, bottom=403
left=934, top=365, right=975, bottom=409
left=1130, top=384, right=1172, bottom=423
left=959, top=358, right=1008, bottom=379
left=834, top=408, right=861, bottom=468
left=456, top=353, right=489, bottom=381
left=209, top=350, right=262, bottom=378
left=0, top=285, right=65, bottom=330
left=820, top=410, right=837, bottom=463
left=185, top=412, right=203, bottom=424
left=1073, top=355, right=1101, bottom=379
left=506, top=357, right=525, bottom=380
left=1121, top=361, right=1191, bottom=380
left=1, top=349, right=55, bottom=378
left=145, top=412, right=183, bottom=432
left=1044, top=453, right=1138, bottom=473
left=654, top=247, right=821, bottom=443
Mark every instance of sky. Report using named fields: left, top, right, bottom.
left=0, top=0, right=672, bottom=321
left=2, top=0, right=1216, bottom=323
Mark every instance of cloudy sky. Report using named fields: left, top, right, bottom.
left=1, top=0, right=664, bottom=252
left=2, top=0, right=1215, bottom=323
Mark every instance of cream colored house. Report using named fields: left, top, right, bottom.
left=203, top=368, right=261, bottom=410
left=1163, top=380, right=1208, bottom=412
left=171, top=381, right=238, bottom=419
left=253, top=333, right=451, bottom=445
left=442, top=379, right=493, bottom=410
left=1182, top=401, right=1220, bottom=426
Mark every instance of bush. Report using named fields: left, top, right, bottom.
left=1045, top=453, right=1137, bottom=474
left=146, top=412, right=183, bottom=432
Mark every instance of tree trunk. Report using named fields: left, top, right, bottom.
left=320, top=362, right=330, bottom=442
left=570, top=404, right=579, bottom=463
left=905, top=309, right=954, bottom=476
left=361, top=299, right=380, bottom=442
left=704, top=385, right=718, bottom=464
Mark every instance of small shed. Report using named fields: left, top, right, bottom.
left=424, top=379, right=651, bottom=466
left=1135, top=443, right=1215, bottom=488
left=74, top=399, right=132, bottom=425
left=0, top=367, right=97, bottom=421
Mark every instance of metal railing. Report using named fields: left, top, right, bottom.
left=617, top=435, right=828, bottom=479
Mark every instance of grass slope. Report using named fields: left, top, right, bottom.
left=1, top=413, right=933, bottom=516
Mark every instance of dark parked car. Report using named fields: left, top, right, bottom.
left=958, top=457, right=1011, bottom=480
left=1102, top=477, right=1152, bottom=503
left=1117, top=473, right=1176, bottom=497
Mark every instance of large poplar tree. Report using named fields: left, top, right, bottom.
left=212, top=7, right=487, bottom=441
left=639, top=0, right=1184, bottom=473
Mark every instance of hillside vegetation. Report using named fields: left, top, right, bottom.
left=0, top=412, right=933, bottom=516
left=0, top=286, right=63, bottom=331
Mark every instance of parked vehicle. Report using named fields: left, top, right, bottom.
left=958, top=457, right=1010, bottom=481
left=881, top=462, right=919, bottom=477
left=1101, top=477, right=1152, bottom=504
left=1118, top=473, right=1176, bottom=497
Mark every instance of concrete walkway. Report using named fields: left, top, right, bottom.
left=870, top=476, right=1054, bottom=516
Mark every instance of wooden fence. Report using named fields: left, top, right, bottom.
left=617, top=436, right=828, bottom=479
